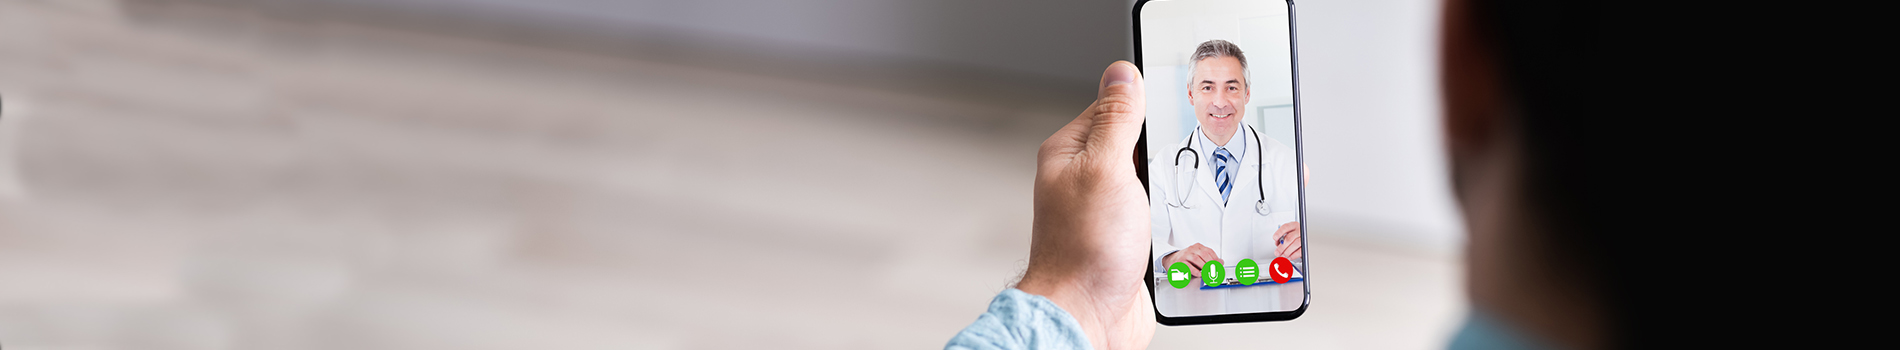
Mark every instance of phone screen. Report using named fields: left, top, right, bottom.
left=1136, top=0, right=1307, bottom=324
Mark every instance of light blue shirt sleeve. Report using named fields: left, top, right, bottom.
left=944, top=288, right=1093, bottom=350
left=1447, top=310, right=1554, bottom=350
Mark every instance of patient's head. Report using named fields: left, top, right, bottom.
left=1441, top=0, right=1656, bottom=348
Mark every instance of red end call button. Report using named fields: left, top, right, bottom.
left=1269, top=257, right=1295, bottom=284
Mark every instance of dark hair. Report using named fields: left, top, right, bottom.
left=1472, top=0, right=1649, bottom=347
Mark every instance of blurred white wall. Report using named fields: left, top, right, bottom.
left=142, top=0, right=1461, bottom=256
left=1293, top=0, right=1463, bottom=255
left=415, top=0, right=1468, bottom=255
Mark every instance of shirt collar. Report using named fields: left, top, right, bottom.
left=1195, top=125, right=1247, bottom=165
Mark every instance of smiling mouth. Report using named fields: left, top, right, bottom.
left=1208, top=113, right=1233, bottom=119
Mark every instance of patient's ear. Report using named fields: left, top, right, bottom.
left=1440, top=0, right=1505, bottom=159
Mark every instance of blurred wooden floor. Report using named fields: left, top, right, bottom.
left=0, top=1, right=1464, bottom=349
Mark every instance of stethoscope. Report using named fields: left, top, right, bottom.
left=1168, top=125, right=1271, bottom=215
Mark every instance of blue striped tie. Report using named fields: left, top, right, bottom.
left=1213, top=148, right=1235, bottom=204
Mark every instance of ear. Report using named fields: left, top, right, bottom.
left=1441, top=0, right=1505, bottom=158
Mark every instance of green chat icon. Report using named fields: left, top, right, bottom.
left=1236, top=258, right=1260, bottom=285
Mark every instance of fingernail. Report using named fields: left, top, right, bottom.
left=1102, top=62, right=1136, bottom=88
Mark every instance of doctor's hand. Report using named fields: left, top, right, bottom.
left=1160, top=243, right=1222, bottom=277
left=1013, top=61, right=1153, bottom=350
left=1274, top=222, right=1303, bottom=261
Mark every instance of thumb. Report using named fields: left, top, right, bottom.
left=1084, top=61, right=1146, bottom=159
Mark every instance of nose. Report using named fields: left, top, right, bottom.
left=1211, top=98, right=1235, bottom=113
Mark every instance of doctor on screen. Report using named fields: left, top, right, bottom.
left=1151, top=40, right=1303, bottom=279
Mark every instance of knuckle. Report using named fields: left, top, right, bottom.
left=1036, top=138, right=1061, bottom=156
left=1093, top=97, right=1138, bottom=116
left=1100, top=82, right=1140, bottom=99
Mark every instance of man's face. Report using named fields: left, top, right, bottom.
left=1189, top=56, right=1250, bottom=145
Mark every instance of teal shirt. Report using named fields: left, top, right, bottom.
left=944, top=288, right=1093, bottom=350
left=1447, top=310, right=1554, bottom=350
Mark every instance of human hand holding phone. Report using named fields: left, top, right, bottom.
left=1012, top=61, right=1155, bottom=350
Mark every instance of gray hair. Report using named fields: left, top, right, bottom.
left=1187, top=39, right=1250, bottom=88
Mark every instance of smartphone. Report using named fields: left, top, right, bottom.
left=1133, top=0, right=1308, bottom=325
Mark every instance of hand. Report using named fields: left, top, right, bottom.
left=1274, top=221, right=1303, bottom=261
left=1161, top=243, right=1221, bottom=277
left=1013, top=61, right=1154, bottom=350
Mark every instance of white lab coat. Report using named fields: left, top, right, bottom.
left=1149, top=125, right=1302, bottom=316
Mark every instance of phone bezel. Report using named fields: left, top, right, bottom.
left=1133, top=0, right=1310, bottom=326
